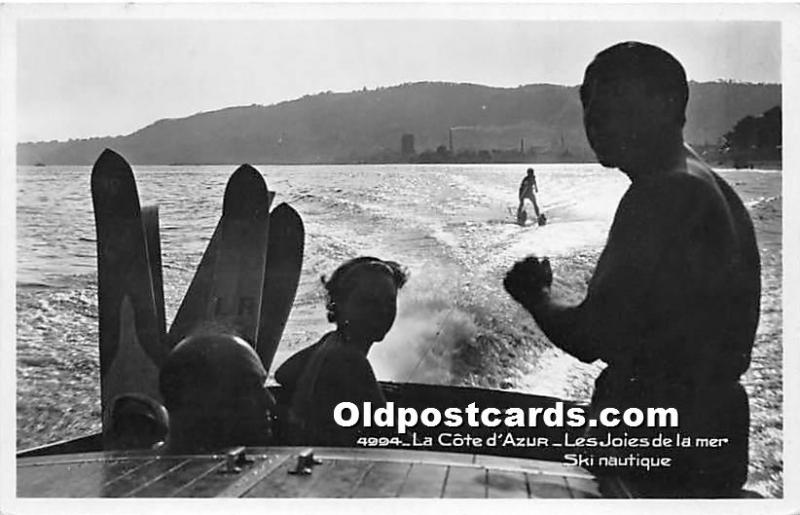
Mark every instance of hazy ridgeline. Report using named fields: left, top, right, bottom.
left=18, top=81, right=780, bottom=166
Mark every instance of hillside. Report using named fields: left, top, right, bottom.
left=18, top=81, right=781, bottom=166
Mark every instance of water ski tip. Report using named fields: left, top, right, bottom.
left=91, top=149, right=140, bottom=217
left=93, top=149, right=130, bottom=173
left=222, top=164, right=270, bottom=219
left=537, top=213, right=548, bottom=226
left=271, top=202, right=302, bottom=222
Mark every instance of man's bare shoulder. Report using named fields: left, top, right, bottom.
left=685, top=152, right=717, bottom=181
left=623, top=156, right=724, bottom=226
left=650, top=154, right=724, bottom=206
left=679, top=145, right=730, bottom=190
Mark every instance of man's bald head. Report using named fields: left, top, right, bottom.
left=581, top=41, right=688, bottom=126
left=160, top=334, right=265, bottom=409
left=159, top=333, right=273, bottom=451
left=579, top=42, right=689, bottom=174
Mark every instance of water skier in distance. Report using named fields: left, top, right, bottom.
left=503, top=42, right=760, bottom=497
left=275, top=257, right=408, bottom=445
left=517, top=168, right=541, bottom=225
left=158, top=333, right=275, bottom=453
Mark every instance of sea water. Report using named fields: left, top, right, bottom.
left=15, top=163, right=782, bottom=447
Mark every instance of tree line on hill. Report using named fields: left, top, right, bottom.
left=18, top=81, right=781, bottom=167
left=722, top=106, right=781, bottom=167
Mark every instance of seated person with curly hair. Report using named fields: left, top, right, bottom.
left=275, top=256, right=408, bottom=445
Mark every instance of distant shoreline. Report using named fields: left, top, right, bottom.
left=722, top=160, right=782, bottom=171
left=17, top=159, right=783, bottom=170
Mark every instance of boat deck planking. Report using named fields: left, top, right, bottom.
left=17, top=446, right=633, bottom=498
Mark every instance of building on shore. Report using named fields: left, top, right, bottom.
left=401, top=133, right=416, bottom=158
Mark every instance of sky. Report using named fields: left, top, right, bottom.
left=16, top=16, right=781, bottom=142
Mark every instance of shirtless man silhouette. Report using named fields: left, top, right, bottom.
left=504, top=42, right=760, bottom=497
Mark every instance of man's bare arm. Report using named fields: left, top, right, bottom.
left=505, top=172, right=707, bottom=363
left=504, top=258, right=599, bottom=362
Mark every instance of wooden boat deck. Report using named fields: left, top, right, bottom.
left=17, top=446, right=634, bottom=498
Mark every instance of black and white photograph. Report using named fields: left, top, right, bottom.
left=1, top=2, right=796, bottom=511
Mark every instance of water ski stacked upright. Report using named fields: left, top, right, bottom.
left=91, top=149, right=304, bottom=447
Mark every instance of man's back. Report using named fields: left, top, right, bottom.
left=579, top=152, right=760, bottom=494
left=587, top=152, right=759, bottom=385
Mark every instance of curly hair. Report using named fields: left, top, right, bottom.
left=321, top=256, right=409, bottom=323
